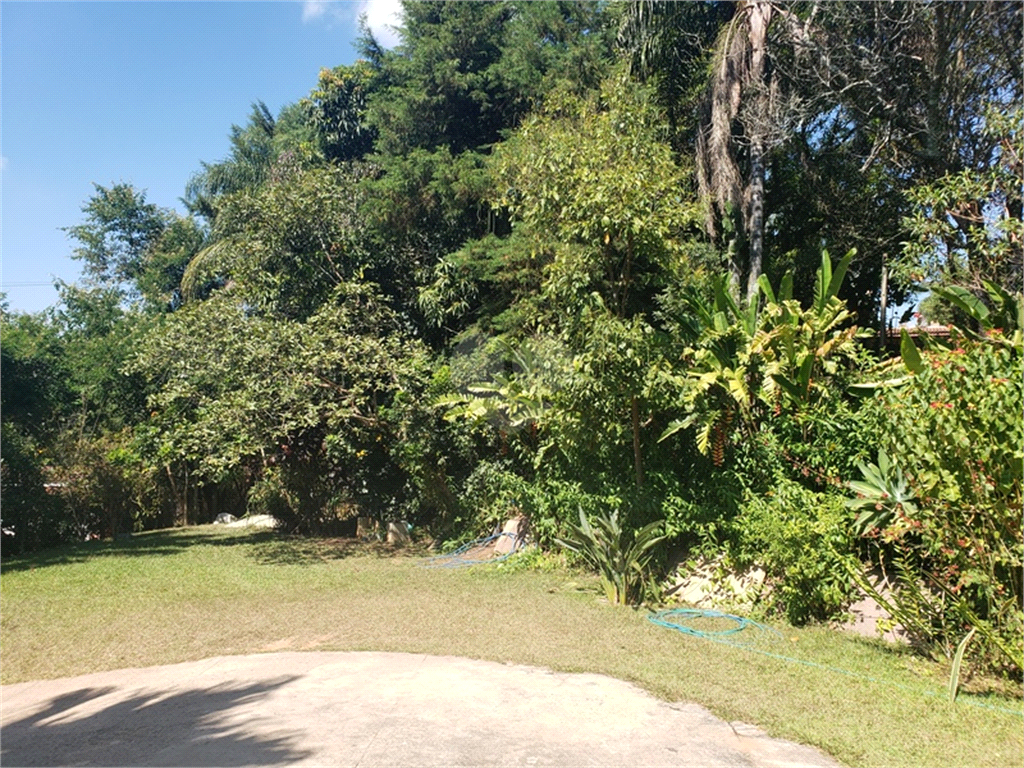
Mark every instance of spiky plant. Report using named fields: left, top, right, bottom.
left=557, top=508, right=665, bottom=606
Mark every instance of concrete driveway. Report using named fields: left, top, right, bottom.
left=1, top=652, right=839, bottom=767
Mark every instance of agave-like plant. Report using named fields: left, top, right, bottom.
left=557, top=507, right=665, bottom=605
left=846, top=450, right=918, bottom=536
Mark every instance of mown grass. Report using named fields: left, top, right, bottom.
left=2, top=526, right=1021, bottom=767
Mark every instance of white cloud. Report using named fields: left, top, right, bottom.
left=301, top=1, right=329, bottom=23
left=358, top=0, right=403, bottom=48
left=299, top=0, right=403, bottom=48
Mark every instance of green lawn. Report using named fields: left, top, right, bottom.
left=1, top=526, right=1021, bottom=767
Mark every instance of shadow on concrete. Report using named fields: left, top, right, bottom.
left=1, top=677, right=310, bottom=767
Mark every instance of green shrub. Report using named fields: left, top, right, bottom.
left=732, top=481, right=856, bottom=624
left=0, top=424, right=68, bottom=554
left=487, top=545, right=566, bottom=573
left=860, top=341, right=1023, bottom=673
left=458, top=460, right=619, bottom=547
left=880, top=343, right=1021, bottom=509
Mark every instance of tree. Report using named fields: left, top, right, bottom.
left=767, top=1, right=1022, bottom=319
left=698, top=1, right=793, bottom=302
left=617, top=0, right=733, bottom=151
left=620, top=0, right=1022, bottom=320
left=182, top=164, right=372, bottom=320
left=63, top=182, right=209, bottom=314
left=0, top=310, right=72, bottom=440
left=64, top=183, right=170, bottom=292
left=487, top=76, right=699, bottom=487
left=0, top=279, right=165, bottom=548
left=51, top=282, right=152, bottom=433
left=492, top=77, right=697, bottom=320
left=0, top=307, right=73, bottom=550
left=619, top=0, right=796, bottom=302
left=900, top=106, right=1022, bottom=299
left=355, top=1, right=618, bottom=343
left=183, top=101, right=315, bottom=223
left=135, top=215, right=207, bottom=312
left=302, top=63, right=377, bottom=163
left=129, top=283, right=429, bottom=531
left=777, top=1, right=1021, bottom=182
left=366, top=1, right=522, bottom=157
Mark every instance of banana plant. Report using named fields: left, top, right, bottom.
left=678, top=273, right=759, bottom=364
left=662, top=251, right=861, bottom=454
left=433, top=340, right=560, bottom=468
left=435, top=374, right=548, bottom=430
left=557, top=507, right=665, bottom=605
left=660, top=335, right=761, bottom=460
left=659, top=274, right=763, bottom=452
left=755, top=249, right=861, bottom=405
left=813, top=247, right=856, bottom=317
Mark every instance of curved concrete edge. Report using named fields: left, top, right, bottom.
left=1, top=651, right=841, bottom=767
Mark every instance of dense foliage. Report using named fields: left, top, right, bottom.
left=860, top=339, right=1023, bottom=672
left=3, top=1, right=1020, bottom=679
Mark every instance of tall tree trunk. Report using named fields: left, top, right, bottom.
left=183, top=468, right=190, bottom=526
left=746, top=133, right=765, bottom=302
left=699, top=15, right=746, bottom=277
left=879, top=259, right=889, bottom=351
left=200, top=484, right=210, bottom=525
left=699, top=0, right=774, bottom=301
left=166, top=464, right=186, bottom=527
left=744, top=0, right=772, bottom=303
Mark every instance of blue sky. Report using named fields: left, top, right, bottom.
left=1, top=0, right=402, bottom=313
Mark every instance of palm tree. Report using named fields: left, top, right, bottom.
left=695, top=0, right=778, bottom=303
left=620, top=1, right=781, bottom=303
left=183, top=102, right=278, bottom=223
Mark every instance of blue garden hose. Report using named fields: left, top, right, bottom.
left=648, top=608, right=1022, bottom=717
left=423, top=532, right=523, bottom=569
left=648, top=607, right=781, bottom=642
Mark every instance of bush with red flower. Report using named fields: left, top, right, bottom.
left=858, top=338, right=1022, bottom=675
